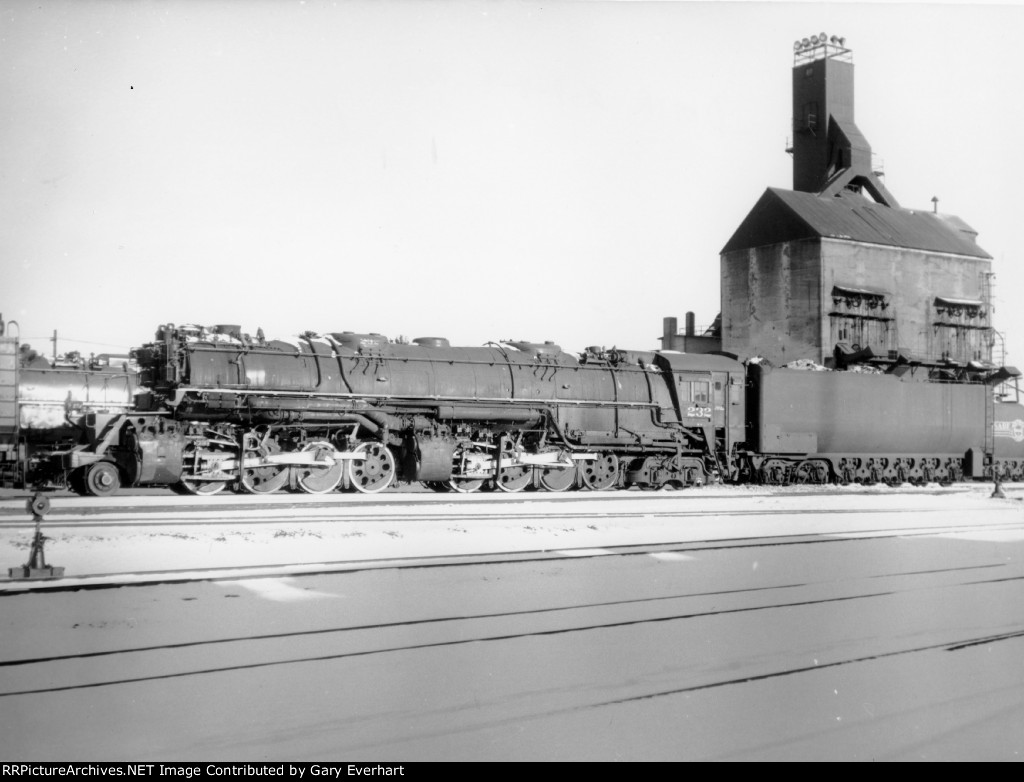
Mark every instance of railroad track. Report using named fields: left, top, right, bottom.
left=3, top=491, right=1023, bottom=760
left=3, top=531, right=1024, bottom=761
left=2, top=516, right=1023, bottom=593
left=3, top=543, right=1021, bottom=697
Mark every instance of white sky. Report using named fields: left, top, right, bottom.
left=2, top=1, right=1023, bottom=362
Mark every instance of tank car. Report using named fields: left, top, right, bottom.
left=53, top=323, right=747, bottom=496
left=0, top=317, right=136, bottom=488
left=743, top=361, right=1024, bottom=485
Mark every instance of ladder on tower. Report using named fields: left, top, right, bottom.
left=982, top=271, right=1003, bottom=365
left=984, top=383, right=995, bottom=477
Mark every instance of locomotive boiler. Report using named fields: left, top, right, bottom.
left=55, top=323, right=745, bottom=495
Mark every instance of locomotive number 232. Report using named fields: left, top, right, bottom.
left=686, top=406, right=712, bottom=418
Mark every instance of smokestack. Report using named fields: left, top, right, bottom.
left=663, top=317, right=678, bottom=339
left=685, top=312, right=696, bottom=337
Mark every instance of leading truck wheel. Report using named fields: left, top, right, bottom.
left=83, top=462, right=121, bottom=497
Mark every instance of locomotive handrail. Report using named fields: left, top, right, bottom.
left=185, top=342, right=661, bottom=373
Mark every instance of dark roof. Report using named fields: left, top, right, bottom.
left=721, top=187, right=991, bottom=259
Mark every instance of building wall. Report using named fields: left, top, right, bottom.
left=721, top=238, right=992, bottom=365
left=820, top=240, right=992, bottom=364
left=721, top=239, right=823, bottom=363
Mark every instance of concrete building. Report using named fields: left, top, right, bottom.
left=666, top=35, right=995, bottom=369
left=720, top=187, right=993, bottom=366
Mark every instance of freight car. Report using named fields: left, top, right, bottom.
left=52, top=323, right=745, bottom=495
left=45, top=322, right=1024, bottom=496
left=0, top=316, right=136, bottom=488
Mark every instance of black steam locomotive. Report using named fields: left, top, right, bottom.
left=51, top=324, right=743, bottom=495
left=38, top=322, right=1024, bottom=496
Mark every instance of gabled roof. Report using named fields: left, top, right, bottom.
left=721, top=188, right=991, bottom=259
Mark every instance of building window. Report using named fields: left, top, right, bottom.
left=829, top=285, right=894, bottom=354
left=800, top=101, right=818, bottom=133
left=831, top=285, right=889, bottom=313
left=932, top=296, right=991, bottom=363
left=933, top=296, right=984, bottom=322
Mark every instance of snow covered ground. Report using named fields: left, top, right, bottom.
left=2, top=483, right=1023, bottom=584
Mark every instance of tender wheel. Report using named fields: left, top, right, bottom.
left=794, top=461, right=828, bottom=485
left=173, top=479, right=228, bottom=496
left=83, top=462, right=121, bottom=497
left=759, top=459, right=791, bottom=486
left=295, top=442, right=344, bottom=494
left=794, top=462, right=811, bottom=484
left=580, top=454, right=619, bottom=491
left=537, top=464, right=576, bottom=492
left=347, top=442, right=396, bottom=494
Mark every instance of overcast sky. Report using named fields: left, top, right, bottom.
left=3, top=0, right=1023, bottom=363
